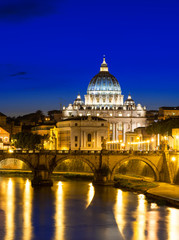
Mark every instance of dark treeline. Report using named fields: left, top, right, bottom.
left=146, top=117, right=179, bottom=136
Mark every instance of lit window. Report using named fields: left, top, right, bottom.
left=118, top=113, right=122, bottom=116
left=97, top=113, right=99, bottom=116
left=110, top=113, right=112, bottom=116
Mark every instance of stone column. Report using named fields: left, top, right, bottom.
left=113, top=123, right=115, bottom=140
left=95, top=131, right=97, bottom=148
left=81, top=130, right=83, bottom=148
left=123, top=123, right=126, bottom=143
left=116, top=123, right=119, bottom=141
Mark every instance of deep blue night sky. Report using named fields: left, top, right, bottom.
left=0, top=0, right=179, bottom=116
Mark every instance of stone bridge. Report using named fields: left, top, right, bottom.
left=0, top=150, right=178, bottom=186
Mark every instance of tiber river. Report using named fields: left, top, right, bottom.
left=0, top=177, right=179, bottom=240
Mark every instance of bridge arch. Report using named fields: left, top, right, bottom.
left=0, top=156, right=34, bottom=172
left=111, top=156, right=160, bottom=181
left=51, top=155, right=96, bottom=174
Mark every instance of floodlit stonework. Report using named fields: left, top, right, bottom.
left=49, top=116, right=108, bottom=150
left=62, top=57, right=147, bottom=144
left=0, top=127, right=10, bottom=149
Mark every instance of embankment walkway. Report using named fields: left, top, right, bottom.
left=147, top=183, right=179, bottom=207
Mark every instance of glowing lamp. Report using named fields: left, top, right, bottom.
left=171, top=157, right=176, bottom=162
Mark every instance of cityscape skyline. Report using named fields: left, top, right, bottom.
left=0, top=0, right=179, bottom=116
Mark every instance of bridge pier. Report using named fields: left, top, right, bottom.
left=31, top=168, right=53, bottom=187
left=93, top=165, right=114, bottom=186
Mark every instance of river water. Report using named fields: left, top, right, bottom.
left=0, top=177, right=179, bottom=240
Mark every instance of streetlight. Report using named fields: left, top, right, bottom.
left=171, top=157, right=176, bottom=162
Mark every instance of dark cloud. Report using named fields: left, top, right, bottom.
left=0, top=0, right=60, bottom=21
left=10, top=71, right=27, bottom=77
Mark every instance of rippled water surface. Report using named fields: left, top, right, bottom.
left=0, top=177, right=179, bottom=240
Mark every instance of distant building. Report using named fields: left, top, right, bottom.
left=172, top=128, right=179, bottom=150
left=159, top=107, right=179, bottom=120
left=0, top=112, right=22, bottom=138
left=0, top=127, right=10, bottom=149
left=146, top=110, right=159, bottom=124
left=62, top=57, right=147, bottom=144
left=47, top=110, right=63, bottom=122
left=49, top=116, right=108, bottom=151
left=31, top=124, right=55, bottom=136
left=125, top=127, right=153, bottom=151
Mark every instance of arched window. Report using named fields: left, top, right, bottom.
left=88, top=134, right=91, bottom=142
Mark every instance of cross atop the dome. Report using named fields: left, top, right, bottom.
left=100, top=55, right=108, bottom=72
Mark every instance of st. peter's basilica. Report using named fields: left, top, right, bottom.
left=62, top=57, right=147, bottom=143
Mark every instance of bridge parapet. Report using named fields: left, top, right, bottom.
left=0, top=149, right=164, bottom=155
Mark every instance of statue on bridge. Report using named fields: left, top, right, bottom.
left=101, top=138, right=107, bottom=150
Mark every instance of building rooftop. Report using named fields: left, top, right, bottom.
left=61, top=116, right=107, bottom=122
left=0, top=112, right=6, bottom=117
left=159, top=107, right=179, bottom=110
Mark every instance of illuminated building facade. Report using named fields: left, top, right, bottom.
left=31, top=124, right=55, bottom=136
left=172, top=129, right=179, bottom=150
left=62, top=57, right=147, bottom=144
left=50, top=116, right=108, bottom=150
left=158, top=107, right=179, bottom=120
left=0, top=127, right=10, bottom=149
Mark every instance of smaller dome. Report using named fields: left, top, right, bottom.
left=73, top=94, right=84, bottom=106
left=124, top=94, right=135, bottom=106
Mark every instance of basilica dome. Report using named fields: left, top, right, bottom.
left=87, top=57, right=121, bottom=95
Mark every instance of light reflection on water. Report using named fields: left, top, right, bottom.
left=54, top=181, right=64, bottom=240
left=147, top=203, right=159, bottom=240
left=0, top=177, right=179, bottom=240
left=114, top=189, right=125, bottom=236
left=23, top=179, right=32, bottom=240
left=86, top=182, right=95, bottom=208
left=168, top=207, right=179, bottom=240
left=5, top=178, right=15, bottom=240
left=133, top=194, right=147, bottom=240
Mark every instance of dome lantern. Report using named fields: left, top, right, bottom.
left=100, top=55, right=108, bottom=72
